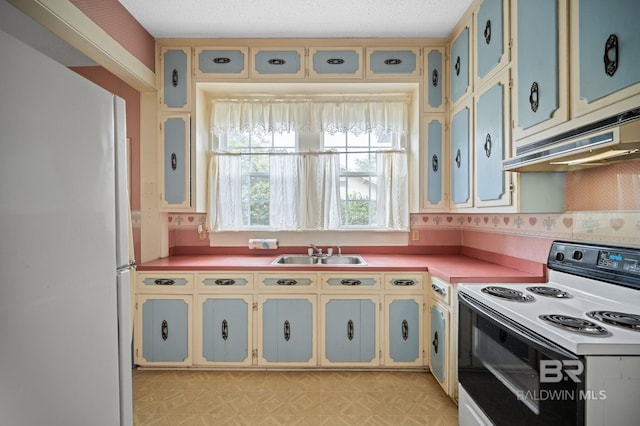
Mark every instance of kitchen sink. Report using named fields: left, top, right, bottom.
left=272, top=254, right=367, bottom=266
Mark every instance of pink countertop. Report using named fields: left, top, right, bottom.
left=137, top=253, right=546, bottom=284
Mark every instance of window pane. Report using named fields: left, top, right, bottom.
left=372, top=131, right=394, bottom=148
left=323, top=133, right=346, bottom=149
left=227, top=129, right=250, bottom=150
left=242, top=175, right=270, bottom=226
left=273, top=131, right=296, bottom=149
left=346, top=152, right=374, bottom=173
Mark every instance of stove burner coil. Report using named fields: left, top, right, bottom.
left=539, top=314, right=610, bottom=336
left=526, top=286, right=572, bottom=299
left=481, top=286, right=535, bottom=302
left=586, top=311, right=640, bottom=332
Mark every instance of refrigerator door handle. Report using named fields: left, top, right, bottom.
left=116, top=260, right=137, bottom=273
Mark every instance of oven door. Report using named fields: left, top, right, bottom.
left=458, top=292, right=585, bottom=426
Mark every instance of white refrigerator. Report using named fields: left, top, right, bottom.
left=0, top=29, right=133, bottom=425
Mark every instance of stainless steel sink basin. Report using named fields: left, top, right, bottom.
left=272, top=254, right=367, bottom=266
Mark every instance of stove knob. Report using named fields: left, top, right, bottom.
left=572, top=250, right=584, bottom=261
left=555, top=252, right=565, bottom=261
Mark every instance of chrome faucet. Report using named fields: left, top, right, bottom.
left=308, top=243, right=323, bottom=256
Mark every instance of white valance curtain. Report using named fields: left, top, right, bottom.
left=211, top=97, right=409, bottom=136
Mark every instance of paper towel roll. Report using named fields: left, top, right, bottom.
left=248, top=238, right=278, bottom=249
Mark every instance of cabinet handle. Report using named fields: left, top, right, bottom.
left=268, top=58, right=286, bottom=65
left=604, top=34, right=619, bottom=77
left=171, top=69, right=178, bottom=87
left=326, top=58, right=345, bottom=65
left=455, top=149, right=462, bottom=168
left=431, top=283, right=446, bottom=296
left=222, top=319, right=228, bottom=341
left=170, top=152, right=177, bottom=171
left=277, top=279, right=298, bottom=286
left=484, top=134, right=492, bottom=158
left=161, top=320, right=168, bottom=341
left=384, top=58, right=402, bottom=65
left=284, top=320, right=291, bottom=341
left=454, top=56, right=461, bottom=76
left=214, top=279, right=236, bottom=286
left=402, top=320, right=409, bottom=341
left=393, top=279, right=416, bottom=286
left=340, top=279, right=362, bottom=286
left=154, top=278, right=175, bottom=286
left=484, top=20, right=492, bottom=44
left=347, top=320, right=354, bottom=341
left=432, top=69, right=439, bottom=87
left=212, top=57, right=231, bottom=64
left=432, top=331, right=439, bottom=353
left=432, top=154, right=439, bottom=173
left=529, top=82, right=539, bottom=112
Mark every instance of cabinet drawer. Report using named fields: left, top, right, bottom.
left=383, top=273, right=425, bottom=290
left=424, top=47, right=446, bottom=112
left=251, top=48, right=305, bottom=78
left=159, top=47, right=191, bottom=110
left=366, top=48, right=420, bottom=77
left=196, top=272, right=254, bottom=291
left=257, top=272, right=318, bottom=290
left=195, top=47, right=248, bottom=78
left=320, top=273, right=382, bottom=289
left=309, top=47, right=363, bottom=78
left=429, top=276, right=452, bottom=306
left=136, top=272, right=194, bottom=292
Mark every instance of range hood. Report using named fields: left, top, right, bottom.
left=503, top=109, right=640, bottom=172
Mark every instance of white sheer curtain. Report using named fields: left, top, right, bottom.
left=376, top=151, right=409, bottom=230
left=269, top=153, right=303, bottom=230
left=206, top=153, right=243, bottom=231
left=301, top=153, right=342, bottom=230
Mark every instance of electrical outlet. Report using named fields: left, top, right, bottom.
left=412, top=230, right=420, bottom=241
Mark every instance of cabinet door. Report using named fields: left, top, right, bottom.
left=450, top=23, right=471, bottom=104
left=450, top=100, right=473, bottom=208
left=137, top=296, right=192, bottom=366
left=259, top=297, right=315, bottom=365
left=309, top=48, right=363, bottom=78
left=474, top=71, right=512, bottom=207
left=322, top=297, right=378, bottom=365
left=513, top=0, right=568, bottom=140
left=429, top=303, right=449, bottom=392
left=424, top=48, right=446, bottom=112
left=252, top=48, right=305, bottom=78
left=160, top=47, right=190, bottom=111
left=422, top=116, right=447, bottom=210
left=572, top=0, right=640, bottom=117
left=195, top=47, right=248, bottom=78
left=475, top=0, right=509, bottom=85
left=386, top=297, right=423, bottom=366
left=160, top=114, right=191, bottom=210
left=199, top=296, right=251, bottom=365
left=366, top=48, right=420, bottom=77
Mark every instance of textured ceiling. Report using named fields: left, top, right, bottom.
left=118, top=0, right=472, bottom=39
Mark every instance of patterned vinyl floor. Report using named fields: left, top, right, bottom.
left=132, top=370, right=458, bottom=425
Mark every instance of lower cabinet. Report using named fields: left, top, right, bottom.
left=196, top=295, right=252, bottom=366
left=135, top=295, right=193, bottom=367
left=258, top=295, right=316, bottom=366
left=321, top=295, right=380, bottom=366
left=429, top=301, right=450, bottom=393
left=384, top=296, right=424, bottom=367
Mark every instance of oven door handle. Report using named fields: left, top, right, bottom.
left=458, top=291, right=580, bottom=360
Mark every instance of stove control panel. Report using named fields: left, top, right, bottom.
left=548, top=241, right=640, bottom=289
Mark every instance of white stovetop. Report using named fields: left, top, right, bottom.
left=458, top=270, right=640, bottom=356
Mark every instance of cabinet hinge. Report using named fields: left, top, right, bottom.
left=253, top=302, right=258, bottom=311
left=379, top=302, right=382, bottom=311
left=135, top=302, right=138, bottom=310
left=510, top=182, right=515, bottom=193
left=508, top=78, right=513, bottom=89
left=252, top=349, right=258, bottom=359
left=379, top=349, right=382, bottom=359
left=423, top=303, right=427, bottom=312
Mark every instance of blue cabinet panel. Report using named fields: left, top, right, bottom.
left=198, top=49, right=246, bottom=75
left=476, top=0, right=505, bottom=79
left=202, top=299, right=249, bottom=363
left=388, top=299, right=420, bottom=363
left=262, top=299, right=313, bottom=362
left=430, top=305, right=447, bottom=385
left=325, top=299, right=376, bottom=362
left=163, top=116, right=188, bottom=205
left=451, top=27, right=470, bottom=103
left=578, top=0, right=640, bottom=103
left=475, top=80, right=506, bottom=202
left=517, top=0, right=559, bottom=130
left=451, top=106, right=471, bottom=205
left=312, top=49, right=361, bottom=76
left=368, top=49, right=418, bottom=75
left=426, top=119, right=443, bottom=206
left=425, top=49, right=444, bottom=111
left=254, top=50, right=302, bottom=76
left=142, top=299, right=189, bottom=362
left=162, top=49, right=188, bottom=109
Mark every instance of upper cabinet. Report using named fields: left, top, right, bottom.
left=474, top=0, right=510, bottom=87
left=424, top=48, right=446, bottom=112
left=309, top=48, right=363, bottom=78
left=422, top=116, right=448, bottom=210
left=450, top=20, right=472, bottom=104
left=512, top=0, right=569, bottom=141
left=251, top=48, right=306, bottom=78
left=195, top=47, right=249, bottom=79
left=159, top=47, right=191, bottom=111
left=450, top=98, right=473, bottom=209
left=570, top=0, right=640, bottom=118
left=366, top=47, right=421, bottom=78
left=159, top=114, right=191, bottom=210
